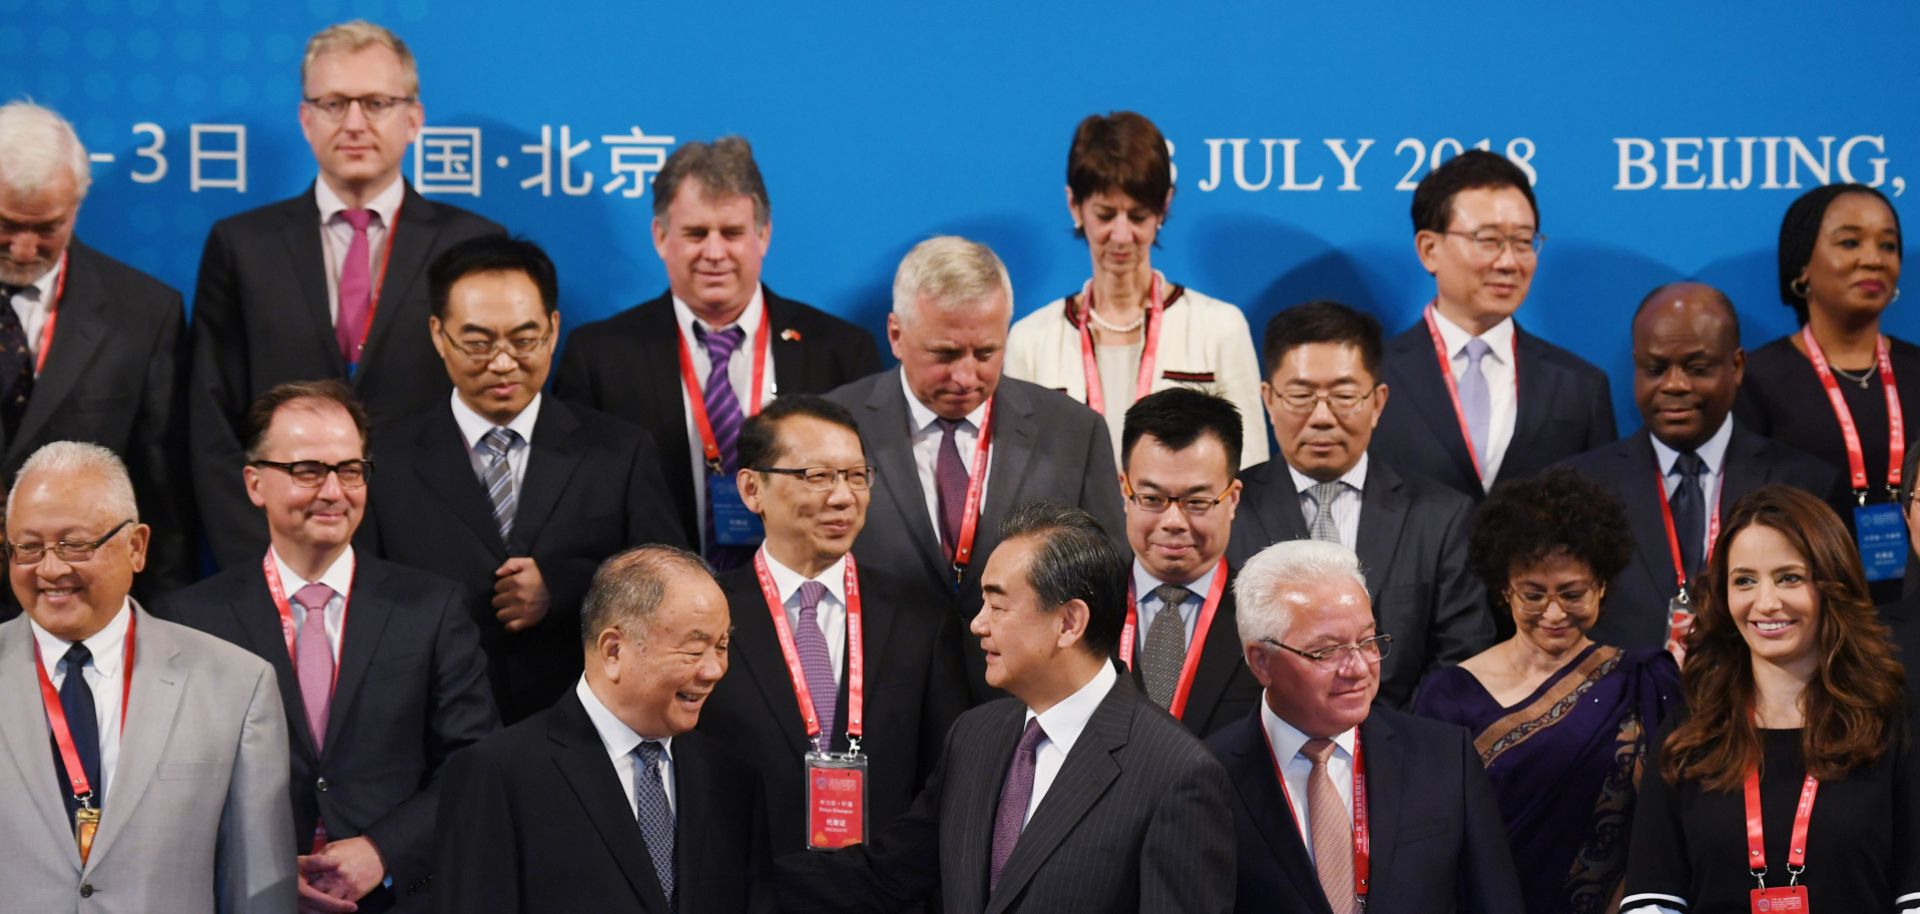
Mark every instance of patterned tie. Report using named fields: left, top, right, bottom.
left=1141, top=584, right=1191, bottom=708
left=1302, top=738, right=1356, bottom=914
left=52, top=643, right=101, bottom=812
left=1670, top=451, right=1708, bottom=579
left=694, top=324, right=749, bottom=567
left=989, top=718, right=1047, bottom=893
left=292, top=583, right=336, bottom=750
left=934, top=417, right=970, bottom=561
left=0, top=283, right=34, bottom=441
left=478, top=427, right=520, bottom=541
left=793, top=581, right=838, bottom=746
left=1306, top=481, right=1344, bottom=544
left=1459, top=337, right=1493, bottom=469
left=632, top=741, right=676, bottom=906
left=335, top=208, right=374, bottom=368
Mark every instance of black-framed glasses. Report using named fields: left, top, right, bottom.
left=1443, top=229, right=1545, bottom=258
left=754, top=465, right=876, bottom=491
left=1123, top=480, right=1231, bottom=516
left=248, top=459, right=372, bottom=489
left=1269, top=387, right=1378, bottom=416
left=7, top=519, right=133, bottom=565
left=1505, top=581, right=1599, bottom=617
left=1260, top=634, right=1392, bottom=669
left=302, top=94, right=415, bottom=121
left=440, top=327, right=553, bottom=363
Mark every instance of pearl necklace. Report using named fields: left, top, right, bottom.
left=1086, top=305, right=1145, bottom=334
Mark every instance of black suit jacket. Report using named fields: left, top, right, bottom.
left=552, top=288, right=882, bottom=547
left=1206, top=706, right=1523, bottom=914
left=7, top=240, right=194, bottom=596
left=189, top=183, right=502, bottom=570
left=779, top=674, right=1236, bottom=913
left=433, top=689, right=775, bottom=914
left=1227, top=457, right=1492, bottom=707
left=1121, top=579, right=1262, bottom=739
left=1564, top=424, right=1846, bottom=649
left=1881, top=591, right=1920, bottom=711
left=358, top=397, right=684, bottom=723
left=153, top=554, right=496, bottom=912
left=828, top=371, right=1128, bottom=704
left=698, top=559, right=968, bottom=859
left=1373, top=320, right=1616, bottom=501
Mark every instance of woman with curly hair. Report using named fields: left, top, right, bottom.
left=1415, top=466, right=1681, bottom=914
left=1621, top=484, right=1916, bottom=913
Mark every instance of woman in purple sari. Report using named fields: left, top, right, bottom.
left=1414, top=467, right=1681, bottom=914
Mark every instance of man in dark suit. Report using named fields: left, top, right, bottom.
left=780, top=503, right=1235, bottom=913
left=1208, top=539, right=1523, bottom=914
left=190, top=21, right=502, bottom=570
left=1566, top=282, right=1843, bottom=651
left=1372, top=150, right=1615, bottom=501
left=698, top=394, right=967, bottom=858
left=1116, top=389, right=1260, bottom=737
left=358, top=236, right=682, bottom=723
left=1882, top=445, right=1920, bottom=709
left=0, top=101, right=193, bottom=596
left=1230, top=301, right=1491, bottom=706
left=435, top=546, right=774, bottom=913
left=829, top=236, right=1127, bottom=704
left=554, top=137, right=881, bottom=566
left=156, top=380, right=496, bottom=913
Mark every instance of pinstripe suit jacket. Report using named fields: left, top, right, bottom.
left=778, top=673, right=1236, bottom=913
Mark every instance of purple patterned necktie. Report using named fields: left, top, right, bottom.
left=292, top=582, right=336, bottom=749
left=989, top=717, right=1047, bottom=893
left=793, top=580, right=837, bottom=747
left=0, top=284, right=34, bottom=440
left=934, top=417, right=970, bottom=561
left=335, top=208, right=374, bottom=369
left=695, top=323, right=748, bottom=566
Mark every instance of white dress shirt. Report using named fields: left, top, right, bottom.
left=1, top=250, right=60, bottom=365
left=30, top=600, right=134, bottom=800
left=1287, top=454, right=1370, bottom=555
left=1648, top=415, right=1733, bottom=562
left=1130, top=558, right=1217, bottom=650
left=761, top=548, right=849, bottom=681
left=1021, top=661, right=1119, bottom=827
left=672, top=289, right=777, bottom=547
left=315, top=175, right=404, bottom=322
left=1431, top=311, right=1517, bottom=489
left=450, top=389, right=543, bottom=499
left=576, top=676, right=677, bottom=817
left=901, top=368, right=993, bottom=545
left=269, top=545, right=356, bottom=665
left=1260, top=695, right=1357, bottom=862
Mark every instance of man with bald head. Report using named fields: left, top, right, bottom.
left=1564, top=282, right=1841, bottom=650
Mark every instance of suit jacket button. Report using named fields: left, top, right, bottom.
left=79, top=884, right=94, bottom=898
left=316, top=777, right=329, bottom=792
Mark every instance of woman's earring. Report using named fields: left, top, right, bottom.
left=1790, top=276, right=1810, bottom=298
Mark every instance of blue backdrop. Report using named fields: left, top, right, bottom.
left=11, top=0, right=1918, bottom=430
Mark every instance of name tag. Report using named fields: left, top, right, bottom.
left=804, top=750, right=868, bottom=850
left=710, top=475, right=765, bottom=547
left=1854, top=502, right=1908, bottom=582
left=1751, top=884, right=1809, bottom=913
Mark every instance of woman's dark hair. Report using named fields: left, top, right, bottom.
left=1468, top=466, right=1633, bottom=602
left=1660, top=484, right=1905, bottom=790
left=1066, top=111, right=1172, bottom=239
left=1776, top=183, right=1903, bottom=324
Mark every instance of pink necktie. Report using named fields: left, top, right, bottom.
left=293, top=582, right=336, bottom=750
left=335, top=209, right=374, bottom=368
left=1302, top=737, right=1356, bottom=914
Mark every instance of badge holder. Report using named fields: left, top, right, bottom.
left=1854, top=498, right=1908, bottom=583
left=1666, top=588, right=1696, bottom=659
left=804, top=738, right=868, bottom=850
left=1749, top=867, right=1809, bottom=913
left=74, top=795, right=100, bottom=864
left=711, top=475, right=766, bottom=547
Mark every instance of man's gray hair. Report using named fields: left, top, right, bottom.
left=10, top=442, right=137, bottom=522
left=1233, top=539, right=1368, bottom=645
left=579, top=545, right=712, bottom=649
left=651, top=136, right=770, bottom=227
left=891, top=236, right=1013, bottom=326
left=0, top=101, right=91, bottom=199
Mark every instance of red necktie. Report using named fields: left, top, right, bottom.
left=335, top=209, right=374, bottom=368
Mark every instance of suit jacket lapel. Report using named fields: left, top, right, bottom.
left=1217, top=716, right=1332, bottom=914
left=408, top=407, right=507, bottom=559
left=10, top=243, right=107, bottom=457
left=228, top=572, right=317, bottom=762
left=1390, top=330, right=1479, bottom=488
left=279, top=189, right=344, bottom=375
left=954, top=703, right=1023, bottom=913
left=765, top=287, right=812, bottom=396
left=86, top=605, right=186, bottom=874
left=1721, top=424, right=1768, bottom=507
left=1503, top=327, right=1560, bottom=482
left=1357, top=714, right=1403, bottom=895
left=1620, top=432, right=1680, bottom=600
left=322, top=559, right=396, bottom=753
left=511, top=400, right=584, bottom=554
left=357, top=184, right=434, bottom=374
left=725, top=577, right=811, bottom=757
left=672, top=733, right=718, bottom=904
left=1353, top=461, right=1408, bottom=596
left=1247, top=462, right=1310, bottom=548
left=549, top=693, right=670, bottom=911
left=979, top=384, right=1037, bottom=537
left=1180, top=586, right=1245, bottom=731
left=0, top=621, right=76, bottom=869
left=862, top=376, right=947, bottom=587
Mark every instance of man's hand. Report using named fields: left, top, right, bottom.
left=297, top=854, right=357, bottom=913
left=494, top=556, right=551, bottom=632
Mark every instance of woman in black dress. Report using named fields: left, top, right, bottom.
left=1620, top=485, right=1916, bottom=913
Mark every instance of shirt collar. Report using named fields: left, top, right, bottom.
left=9, top=250, right=64, bottom=299
left=449, top=388, right=543, bottom=451
left=1431, top=309, right=1516, bottom=365
left=314, top=175, right=405, bottom=228
left=671, top=286, right=765, bottom=341
left=1025, top=661, right=1118, bottom=760
left=29, top=598, right=134, bottom=678
left=1287, top=452, right=1369, bottom=496
left=269, top=545, right=356, bottom=600
left=760, top=547, right=849, bottom=607
left=576, top=676, right=674, bottom=761
left=1259, top=693, right=1357, bottom=768
left=1649, top=414, right=1735, bottom=477
left=1130, top=556, right=1220, bottom=604
left=900, top=367, right=989, bottom=434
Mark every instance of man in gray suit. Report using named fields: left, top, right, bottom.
left=828, top=237, right=1126, bottom=703
left=0, top=441, right=295, bottom=913
left=779, top=502, right=1236, bottom=913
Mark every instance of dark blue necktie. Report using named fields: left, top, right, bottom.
left=1670, top=451, right=1707, bottom=580
left=51, top=642, right=102, bottom=814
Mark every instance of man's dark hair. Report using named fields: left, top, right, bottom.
left=997, top=502, right=1127, bottom=659
left=1409, top=150, right=1539, bottom=236
left=652, top=136, right=770, bottom=227
left=736, top=394, right=863, bottom=473
left=579, top=545, right=712, bottom=650
left=1121, top=388, right=1242, bottom=474
left=428, top=235, right=560, bottom=319
left=1777, top=183, right=1903, bottom=324
left=244, top=378, right=371, bottom=461
left=1261, top=300, right=1384, bottom=380
left=1631, top=282, right=1742, bottom=351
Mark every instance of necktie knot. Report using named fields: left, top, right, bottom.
left=61, top=642, right=92, bottom=674
left=0, top=283, right=24, bottom=302
left=1674, top=451, right=1706, bottom=479
left=1016, top=717, right=1047, bottom=754
left=339, top=208, right=373, bottom=232
left=291, top=582, right=335, bottom=614
left=635, top=739, right=667, bottom=768
left=480, top=426, right=520, bottom=460
left=1151, top=583, right=1193, bottom=610
left=1461, top=336, right=1492, bottom=366
left=934, top=416, right=965, bottom=437
left=795, top=580, right=829, bottom=616
left=1301, top=736, right=1339, bottom=766
left=694, top=323, right=746, bottom=363
left=1307, top=480, right=1343, bottom=509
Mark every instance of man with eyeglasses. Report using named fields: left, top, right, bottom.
left=358, top=236, right=681, bottom=724
left=0, top=441, right=297, bottom=912
left=1207, top=538, right=1523, bottom=914
left=1229, top=301, right=1490, bottom=707
left=698, top=394, right=966, bottom=859
left=190, top=19, right=503, bottom=572
left=156, top=380, right=495, bottom=914
left=1371, top=149, right=1615, bottom=503
left=1115, top=388, right=1260, bottom=737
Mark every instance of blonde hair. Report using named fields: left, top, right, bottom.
left=302, top=20, right=419, bottom=97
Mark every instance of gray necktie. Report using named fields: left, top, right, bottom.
left=1141, top=584, right=1192, bottom=707
left=1307, top=481, right=1344, bottom=544
left=477, top=426, right=520, bottom=540
left=1459, top=337, right=1493, bottom=467
left=633, top=741, right=675, bottom=906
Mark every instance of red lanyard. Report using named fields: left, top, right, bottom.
left=1075, top=273, right=1164, bottom=415
left=753, top=550, right=864, bottom=747
left=1423, top=303, right=1519, bottom=481
left=1261, top=723, right=1370, bottom=905
left=1744, top=768, right=1818, bottom=884
left=1117, top=559, right=1228, bottom=720
left=1801, top=325, right=1903, bottom=500
left=947, top=400, right=995, bottom=584
left=676, top=304, right=773, bottom=473
left=350, top=201, right=401, bottom=364
left=1653, top=466, right=1724, bottom=590
left=262, top=551, right=353, bottom=694
left=34, top=609, right=137, bottom=804
left=24, top=251, right=67, bottom=376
